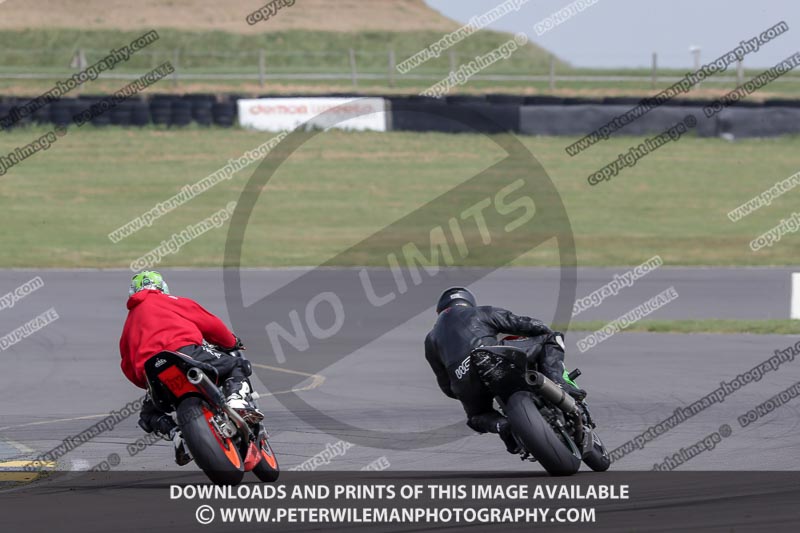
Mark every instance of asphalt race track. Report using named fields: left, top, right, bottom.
left=1, top=267, right=799, bottom=475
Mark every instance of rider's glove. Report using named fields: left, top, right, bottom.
left=227, top=335, right=246, bottom=351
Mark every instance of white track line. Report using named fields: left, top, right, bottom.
left=252, top=363, right=326, bottom=396
left=0, top=365, right=325, bottom=432
left=2, top=440, right=34, bottom=453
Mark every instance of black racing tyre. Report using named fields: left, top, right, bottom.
left=172, top=100, right=192, bottom=114
left=445, top=94, right=486, bottom=104
left=582, top=431, right=611, bottom=472
left=50, top=101, right=72, bottom=127
left=191, top=100, right=213, bottom=117
left=505, top=391, right=581, bottom=476
left=212, top=102, right=235, bottom=116
left=171, top=110, right=192, bottom=127
left=110, top=109, right=132, bottom=126
left=151, top=110, right=171, bottom=126
left=193, top=109, right=213, bottom=126
left=251, top=431, right=280, bottom=482
left=149, top=100, right=171, bottom=121
left=602, top=96, right=642, bottom=105
left=213, top=113, right=235, bottom=127
left=177, top=397, right=244, bottom=485
left=91, top=112, right=112, bottom=127
left=131, top=104, right=151, bottom=127
left=486, top=94, right=525, bottom=105
left=212, top=102, right=236, bottom=127
left=0, top=104, right=11, bottom=129
left=522, top=95, right=564, bottom=105
left=33, top=105, right=51, bottom=125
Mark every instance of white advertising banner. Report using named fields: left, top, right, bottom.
left=237, top=97, right=388, bottom=132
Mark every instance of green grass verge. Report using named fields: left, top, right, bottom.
left=561, top=320, right=800, bottom=335
left=0, top=126, right=798, bottom=268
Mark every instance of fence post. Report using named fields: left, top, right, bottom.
left=76, top=48, right=87, bottom=93
left=172, top=49, right=180, bottom=86
left=651, top=52, right=658, bottom=89
left=690, top=47, right=701, bottom=88
left=259, top=49, right=266, bottom=87
left=349, top=48, right=358, bottom=88
left=388, top=48, right=396, bottom=88
left=736, top=59, right=744, bottom=86
left=549, top=55, right=556, bottom=91
left=449, top=50, right=457, bottom=73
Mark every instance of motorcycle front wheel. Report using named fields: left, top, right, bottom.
left=582, top=430, right=611, bottom=472
left=251, top=430, right=280, bottom=482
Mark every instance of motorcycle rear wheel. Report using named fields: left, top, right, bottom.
left=505, top=391, right=581, bottom=476
left=177, top=397, right=244, bottom=485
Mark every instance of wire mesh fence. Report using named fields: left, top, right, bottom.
left=1, top=47, right=799, bottom=89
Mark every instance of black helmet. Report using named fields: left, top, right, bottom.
left=436, top=287, right=476, bottom=314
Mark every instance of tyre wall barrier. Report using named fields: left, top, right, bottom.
left=0, top=94, right=232, bottom=129
left=1, top=94, right=799, bottom=138
left=716, top=106, right=800, bottom=138
left=519, top=104, right=720, bottom=137
left=518, top=103, right=800, bottom=138
left=388, top=97, right=519, bottom=133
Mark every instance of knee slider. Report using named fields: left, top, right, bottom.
left=466, top=417, right=485, bottom=433
left=548, top=331, right=566, bottom=349
left=467, top=412, right=503, bottom=434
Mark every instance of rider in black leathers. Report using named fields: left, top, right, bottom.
left=424, top=287, right=586, bottom=453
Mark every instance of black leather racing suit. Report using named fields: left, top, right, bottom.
left=424, top=305, right=579, bottom=436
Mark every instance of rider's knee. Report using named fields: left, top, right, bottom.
left=467, top=412, right=504, bottom=434
left=239, top=357, right=252, bottom=377
left=547, top=331, right=566, bottom=351
left=466, top=417, right=483, bottom=433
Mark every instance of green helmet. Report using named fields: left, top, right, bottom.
left=129, top=271, right=170, bottom=296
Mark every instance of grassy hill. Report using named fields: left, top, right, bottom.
left=0, top=0, right=459, bottom=33
left=0, top=0, right=568, bottom=96
left=1, top=0, right=795, bottom=98
left=0, top=28, right=563, bottom=74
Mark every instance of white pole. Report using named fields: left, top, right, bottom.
left=689, top=45, right=701, bottom=88
left=792, top=273, right=800, bottom=319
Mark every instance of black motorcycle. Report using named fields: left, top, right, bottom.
left=143, top=345, right=279, bottom=485
left=471, top=338, right=610, bottom=476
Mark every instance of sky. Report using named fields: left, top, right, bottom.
left=425, top=0, right=799, bottom=69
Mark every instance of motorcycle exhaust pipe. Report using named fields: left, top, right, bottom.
left=186, top=368, right=251, bottom=441
left=525, top=371, right=577, bottom=414
left=186, top=368, right=225, bottom=405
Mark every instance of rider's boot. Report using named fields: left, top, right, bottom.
left=497, top=419, right=521, bottom=455
left=169, top=428, right=193, bottom=466
left=538, top=336, right=588, bottom=401
left=562, top=382, right=587, bottom=401
left=224, top=379, right=264, bottom=423
left=468, top=412, right=520, bottom=454
left=138, top=397, right=177, bottom=435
